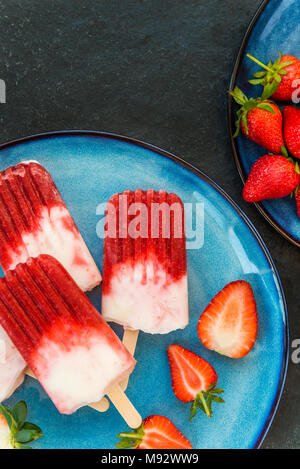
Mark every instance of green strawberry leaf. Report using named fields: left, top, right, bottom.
left=242, top=113, right=249, bottom=135
left=274, top=73, right=282, bottom=83
left=15, top=429, right=36, bottom=444
left=211, top=395, right=225, bottom=403
left=256, top=103, right=276, bottom=114
left=15, top=423, right=43, bottom=443
left=189, top=400, right=198, bottom=422
left=278, top=60, right=295, bottom=69
left=253, top=71, right=266, bottom=78
left=206, top=382, right=217, bottom=392
left=228, top=86, right=247, bottom=105
left=0, top=403, right=17, bottom=432
left=249, top=78, right=264, bottom=85
left=211, top=388, right=224, bottom=394
left=12, top=401, right=28, bottom=430
left=116, top=426, right=144, bottom=449
left=14, top=443, right=33, bottom=449
left=0, top=401, right=43, bottom=449
left=281, top=146, right=288, bottom=158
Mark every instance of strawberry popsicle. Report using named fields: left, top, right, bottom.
left=0, top=255, right=136, bottom=415
left=0, top=161, right=101, bottom=292
left=102, top=189, right=188, bottom=334
left=0, top=326, right=26, bottom=401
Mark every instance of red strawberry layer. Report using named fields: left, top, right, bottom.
left=0, top=162, right=101, bottom=291
left=102, top=190, right=188, bottom=334
left=103, top=189, right=187, bottom=293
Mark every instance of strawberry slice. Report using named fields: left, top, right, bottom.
left=167, top=344, right=224, bottom=420
left=116, top=415, right=192, bottom=449
left=197, top=280, right=258, bottom=359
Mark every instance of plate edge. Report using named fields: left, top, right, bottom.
left=227, top=0, right=300, bottom=249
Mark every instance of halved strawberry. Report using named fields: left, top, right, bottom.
left=197, top=280, right=258, bottom=359
left=116, top=415, right=192, bottom=449
left=167, top=344, right=224, bottom=420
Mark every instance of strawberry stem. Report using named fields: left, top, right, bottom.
left=198, top=391, right=211, bottom=418
left=247, top=53, right=273, bottom=72
left=247, top=54, right=272, bottom=72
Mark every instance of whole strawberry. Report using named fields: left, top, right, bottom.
left=229, top=86, right=285, bottom=154
left=283, top=106, right=300, bottom=159
left=243, top=154, right=299, bottom=202
left=247, top=52, right=300, bottom=101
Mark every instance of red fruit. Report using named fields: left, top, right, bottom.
left=283, top=106, right=300, bottom=159
left=248, top=53, right=300, bottom=101
left=197, top=280, right=258, bottom=359
left=272, top=55, right=300, bottom=101
left=243, top=154, right=299, bottom=202
left=116, top=415, right=192, bottom=449
left=229, top=87, right=285, bottom=154
left=167, top=344, right=224, bottom=420
left=241, top=102, right=284, bottom=154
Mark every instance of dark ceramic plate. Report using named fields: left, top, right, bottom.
left=1, top=131, right=288, bottom=448
left=228, top=0, right=300, bottom=247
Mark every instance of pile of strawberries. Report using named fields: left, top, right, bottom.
left=230, top=52, right=300, bottom=217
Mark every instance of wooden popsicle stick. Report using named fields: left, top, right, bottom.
left=89, top=399, right=110, bottom=412
left=24, top=367, right=110, bottom=413
left=106, top=384, right=142, bottom=429
left=121, top=329, right=139, bottom=391
left=25, top=367, right=35, bottom=378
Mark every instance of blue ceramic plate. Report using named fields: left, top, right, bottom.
left=0, top=131, right=288, bottom=449
left=228, top=0, right=300, bottom=248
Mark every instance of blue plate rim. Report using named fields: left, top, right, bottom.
left=227, top=0, right=300, bottom=249
left=0, top=129, right=289, bottom=449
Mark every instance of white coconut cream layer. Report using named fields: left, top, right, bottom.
left=102, top=261, right=188, bottom=334
left=0, top=326, right=26, bottom=402
left=6, top=205, right=101, bottom=292
left=33, top=331, right=135, bottom=414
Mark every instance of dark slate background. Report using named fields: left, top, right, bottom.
left=0, top=0, right=299, bottom=449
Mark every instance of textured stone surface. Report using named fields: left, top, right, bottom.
left=0, top=0, right=299, bottom=449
